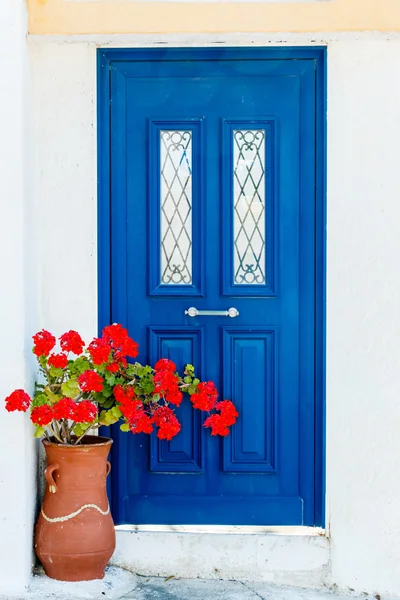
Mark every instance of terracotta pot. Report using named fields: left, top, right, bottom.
left=35, top=435, right=116, bottom=581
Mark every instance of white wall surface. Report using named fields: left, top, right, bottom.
left=326, top=40, right=400, bottom=596
left=0, top=0, right=36, bottom=595
left=2, top=33, right=397, bottom=597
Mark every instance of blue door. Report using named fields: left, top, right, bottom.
left=99, top=48, right=325, bottom=526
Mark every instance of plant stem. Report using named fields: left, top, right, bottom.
left=62, top=419, right=70, bottom=443
left=74, top=423, right=101, bottom=445
left=48, top=423, right=63, bottom=444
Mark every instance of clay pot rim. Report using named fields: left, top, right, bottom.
left=42, top=435, right=113, bottom=449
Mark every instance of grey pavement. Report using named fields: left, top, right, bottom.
left=0, top=567, right=389, bottom=600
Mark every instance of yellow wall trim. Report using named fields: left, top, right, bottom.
left=28, top=0, right=400, bottom=35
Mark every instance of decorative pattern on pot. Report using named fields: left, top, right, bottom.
left=41, top=502, right=111, bottom=523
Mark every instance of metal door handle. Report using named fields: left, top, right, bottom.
left=185, top=307, right=239, bottom=318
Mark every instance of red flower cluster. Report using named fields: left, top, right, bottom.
left=190, top=381, right=218, bottom=411
left=60, top=330, right=85, bottom=355
left=87, top=325, right=139, bottom=368
left=203, top=400, right=238, bottom=437
left=75, top=400, right=98, bottom=423
left=153, top=406, right=181, bottom=440
left=130, top=410, right=154, bottom=435
left=78, top=370, right=104, bottom=393
left=33, top=330, right=56, bottom=357
left=48, top=353, right=69, bottom=369
left=5, top=389, right=31, bottom=412
left=153, top=369, right=183, bottom=406
left=154, top=359, right=176, bottom=372
left=32, top=398, right=98, bottom=425
left=31, top=405, right=53, bottom=426
left=102, top=324, right=139, bottom=359
left=114, top=385, right=153, bottom=434
left=53, top=397, right=76, bottom=420
left=87, top=338, right=111, bottom=365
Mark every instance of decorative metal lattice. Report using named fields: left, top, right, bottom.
left=233, top=130, right=266, bottom=285
left=160, top=131, right=193, bottom=285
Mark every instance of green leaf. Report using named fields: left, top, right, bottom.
left=120, top=422, right=130, bottom=432
left=110, top=406, right=122, bottom=419
left=126, top=364, right=137, bottom=377
left=184, top=376, right=192, bottom=384
left=38, top=355, right=48, bottom=369
left=70, top=357, right=91, bottom=375
left=73, top=423, right=87, bottom=437
left=105, top=373, right=116, bottom=386
left=99, top=409, right=120, bottom=426
left=96, top=363, right=107, bottom=375
left=34, top=426, right=45, bottom=438
left=102, top=397, right=115, bottom=409
left=44, top=387, right=61, bottom=405
left=31, top=393, right=49, bottom=408
left=102, top=384, right=113, bottom=398
left=193, top=378, right=200, bottom=386
left=61, top=379, right=80, bottom=399
left=49, top=366, right=63, bottom=378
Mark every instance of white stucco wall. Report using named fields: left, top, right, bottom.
left=327, top=39, right=400, bottom=595
left=0, top=0, right=36, bottom=595
left=2, top=33, right=400, bottom=597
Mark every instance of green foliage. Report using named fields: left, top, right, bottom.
left=120, top=422, right=130, bottom=432
left=99, top=406, right=122, bottom=426
left=38, top=355, right=47, bottom=370
left=49, top=366, right=63, bottom=378
left=34, top=426, right=45, bottom=438
left=69, top=357, right=91, bottom=375
left=44, top=387, right=62, bottom=405
left=61, top=379, right=80, bottom=399
left=105, top=373, right=116, bottom=386
left=31, top=393, right=50, bottom=408
left=102, top=384, right=113, bottom=398
left=184, top=363, right=195, bottom=376
left=73, top=423, right=90, bottom=437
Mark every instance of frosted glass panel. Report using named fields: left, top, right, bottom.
left=160, top=131, right=192, bottom=285
left=233, top=130, right=266, bottom=285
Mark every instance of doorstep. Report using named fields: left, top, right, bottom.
left=111, top=526, right=330, bottom=588
left=0, top=568, right=392, bottom=600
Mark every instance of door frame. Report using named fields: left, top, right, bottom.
left=97, top=46, right=326, bottom=527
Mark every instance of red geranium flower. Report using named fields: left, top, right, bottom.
left=190, top=381, right=218, bottom=411
left=113, top=384, right=128, bottom=403
left=215, top=400, right=239, bottom=426
left=203, top=400, right=238, bottom=436
left=129, top=410, right=154, bottom=435
left=48, top=353, right=69, bottom=369
left=87, top=338, right=111, bottom=365
left=33, top=330, right=56, bottom=357
left=78, top=370, right=104, bottom=393
left=102, top=323, right=129, bottom=345
left=106, top=362, right=120, bottom=373
left=60, top=330, right=85, bottom=355
left=203, top=414, right=230, bottom=437
left=102, top=324, right=139, bottom=358
left=74, top=400, right=98, bottom=423
left=31, top=405, right=53, bottom=426
left=5, top=389, right=31, bottom=412
left=154, top=359, right=176, bottom=372
left=153, top=370, right=182, bottom=405
left=53, top=398, right=76, bottom=420
left=115, top=385, right=143, bottom=421
left=153, top=406, right=181, bottom=440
